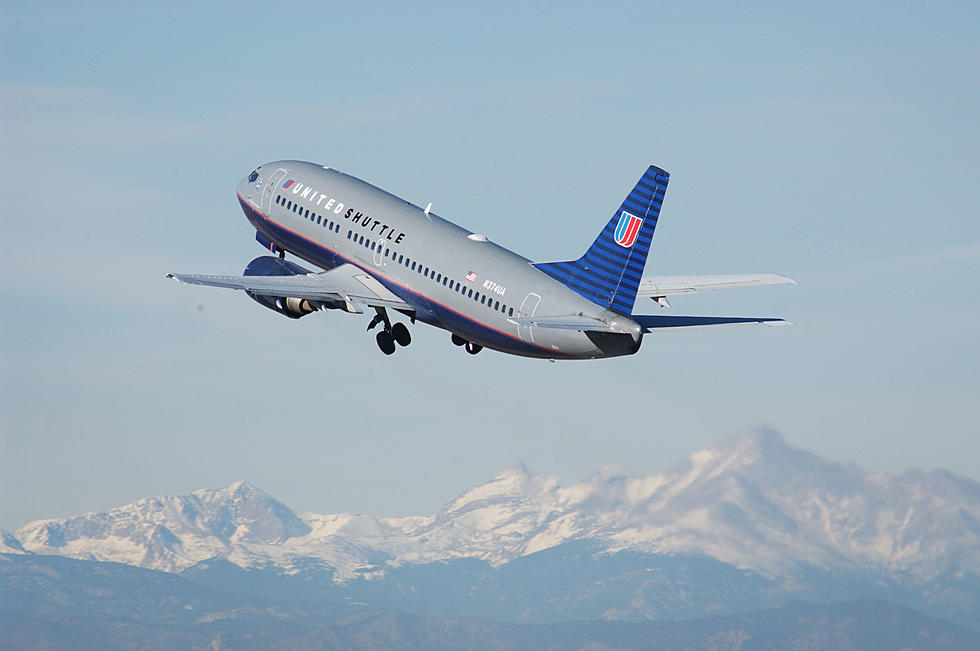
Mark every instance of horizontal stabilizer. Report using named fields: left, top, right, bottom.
left=637, top=274, right=796, bottom=298
left=634, top=314, right=791, bottom=332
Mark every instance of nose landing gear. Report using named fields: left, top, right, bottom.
left=368, top=308, right=411, bottom=355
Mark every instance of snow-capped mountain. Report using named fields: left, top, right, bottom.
left=7, top=430, right=980, bottom=590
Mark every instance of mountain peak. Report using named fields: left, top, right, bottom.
left=195, top=480, right=267, bottom=501
left=721, top=427, right=789, bottom=456
left=441, top=466, right=558, bottom=517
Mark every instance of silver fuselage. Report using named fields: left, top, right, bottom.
left=237, top=161, right=642, bottom=359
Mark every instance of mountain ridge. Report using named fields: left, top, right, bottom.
left=6, top=429, right=979, bottom=594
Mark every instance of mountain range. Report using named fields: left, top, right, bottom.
left=3, top=429, right=979, bottom=642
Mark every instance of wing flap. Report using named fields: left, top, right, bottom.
left=637, top=274, right=796, bottom=298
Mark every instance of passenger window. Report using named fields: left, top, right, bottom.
left=442, top=277, right=448, bottom=286
left=468, top=289, right=473, bottom=298
left=411, top=262, right=416, bottom=271
left=317, top=216, right=322, bottom=224
left=305, top=209, right=310, bottom=218
left=508, top=307, right=514, bottom=317
left=480, top=295, right=486, bottom=305
left=398, top=254, right=404, bottom=264
left=287, top=201, right=292, bottom=209
left=424, top=267, right=429, bottom=276
left=494, top=300, right=500, bottom=310
left=347, top=231, right=352, bottom=239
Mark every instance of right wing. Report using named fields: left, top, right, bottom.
left=167, top=263, right=414, bottom=313
left=637, top=274, right=796, bottom=299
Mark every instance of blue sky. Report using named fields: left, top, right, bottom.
left=2, top=2, right=978, bottom=529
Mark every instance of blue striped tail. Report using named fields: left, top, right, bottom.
left=534, top=165, right=669, bottom=315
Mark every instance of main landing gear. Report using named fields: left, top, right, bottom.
left=367, top=308, right=411, bottom=355
left=451, top=333, right=483, bottom=355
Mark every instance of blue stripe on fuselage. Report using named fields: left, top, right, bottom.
left=238, top=195, right=579, bottom=359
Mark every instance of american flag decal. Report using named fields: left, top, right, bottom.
left=465, top=271, right=477, bottom=282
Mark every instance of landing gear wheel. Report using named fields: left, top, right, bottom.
left=392, top=322, right=412, bottom=347
left=465, top=342, right=483, bottom=355
left=376, top=330, right=396, bottom=355
left=451, top=334, right=467, bottom=347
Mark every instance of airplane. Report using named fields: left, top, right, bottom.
left=168, top=161, right=794, bottom=359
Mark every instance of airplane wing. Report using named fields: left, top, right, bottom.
left=167, top=264, right=414, bottom=312
left=633, top=315, right=790, bottom=331
left=636, top=274, right=796, bottom=299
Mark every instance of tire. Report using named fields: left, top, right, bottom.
left=392, top=322, right=412, bottom=346
left=451, top=333, right=467, bottom=347
left=376, top=331, right=396, bottom=355
left=465, top=342, right=483, bottom=355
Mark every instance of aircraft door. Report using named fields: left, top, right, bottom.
left=262, top=169, right=288, bottom=214
left=517, top=292, right=541, bottom=343
left=373, top=238, right=386, bottom=267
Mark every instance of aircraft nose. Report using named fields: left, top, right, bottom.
left=239, top=168, right=260, bottom=199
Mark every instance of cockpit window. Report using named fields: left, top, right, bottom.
left=248, top=170, right=259, bottom=182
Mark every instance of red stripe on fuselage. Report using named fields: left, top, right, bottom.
left=237, top=193, right=582, bottom=358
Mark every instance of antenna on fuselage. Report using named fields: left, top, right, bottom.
left=424, top=202, right=432, bottom=220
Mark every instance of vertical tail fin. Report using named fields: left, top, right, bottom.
left=534, top=165, right=669, bottom=315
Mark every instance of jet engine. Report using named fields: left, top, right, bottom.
left=243, top=255, right=316, bottom=319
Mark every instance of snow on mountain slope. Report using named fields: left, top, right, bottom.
left=9, top=430, right=980, bottom=586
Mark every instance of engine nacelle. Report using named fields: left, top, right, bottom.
left=243, top=256, right=317, bottom=319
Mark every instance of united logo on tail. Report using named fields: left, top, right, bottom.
left=614, top=211, right=643, bottom=248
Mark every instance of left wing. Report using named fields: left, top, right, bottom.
left=167, top=263, right=414, bottom=313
